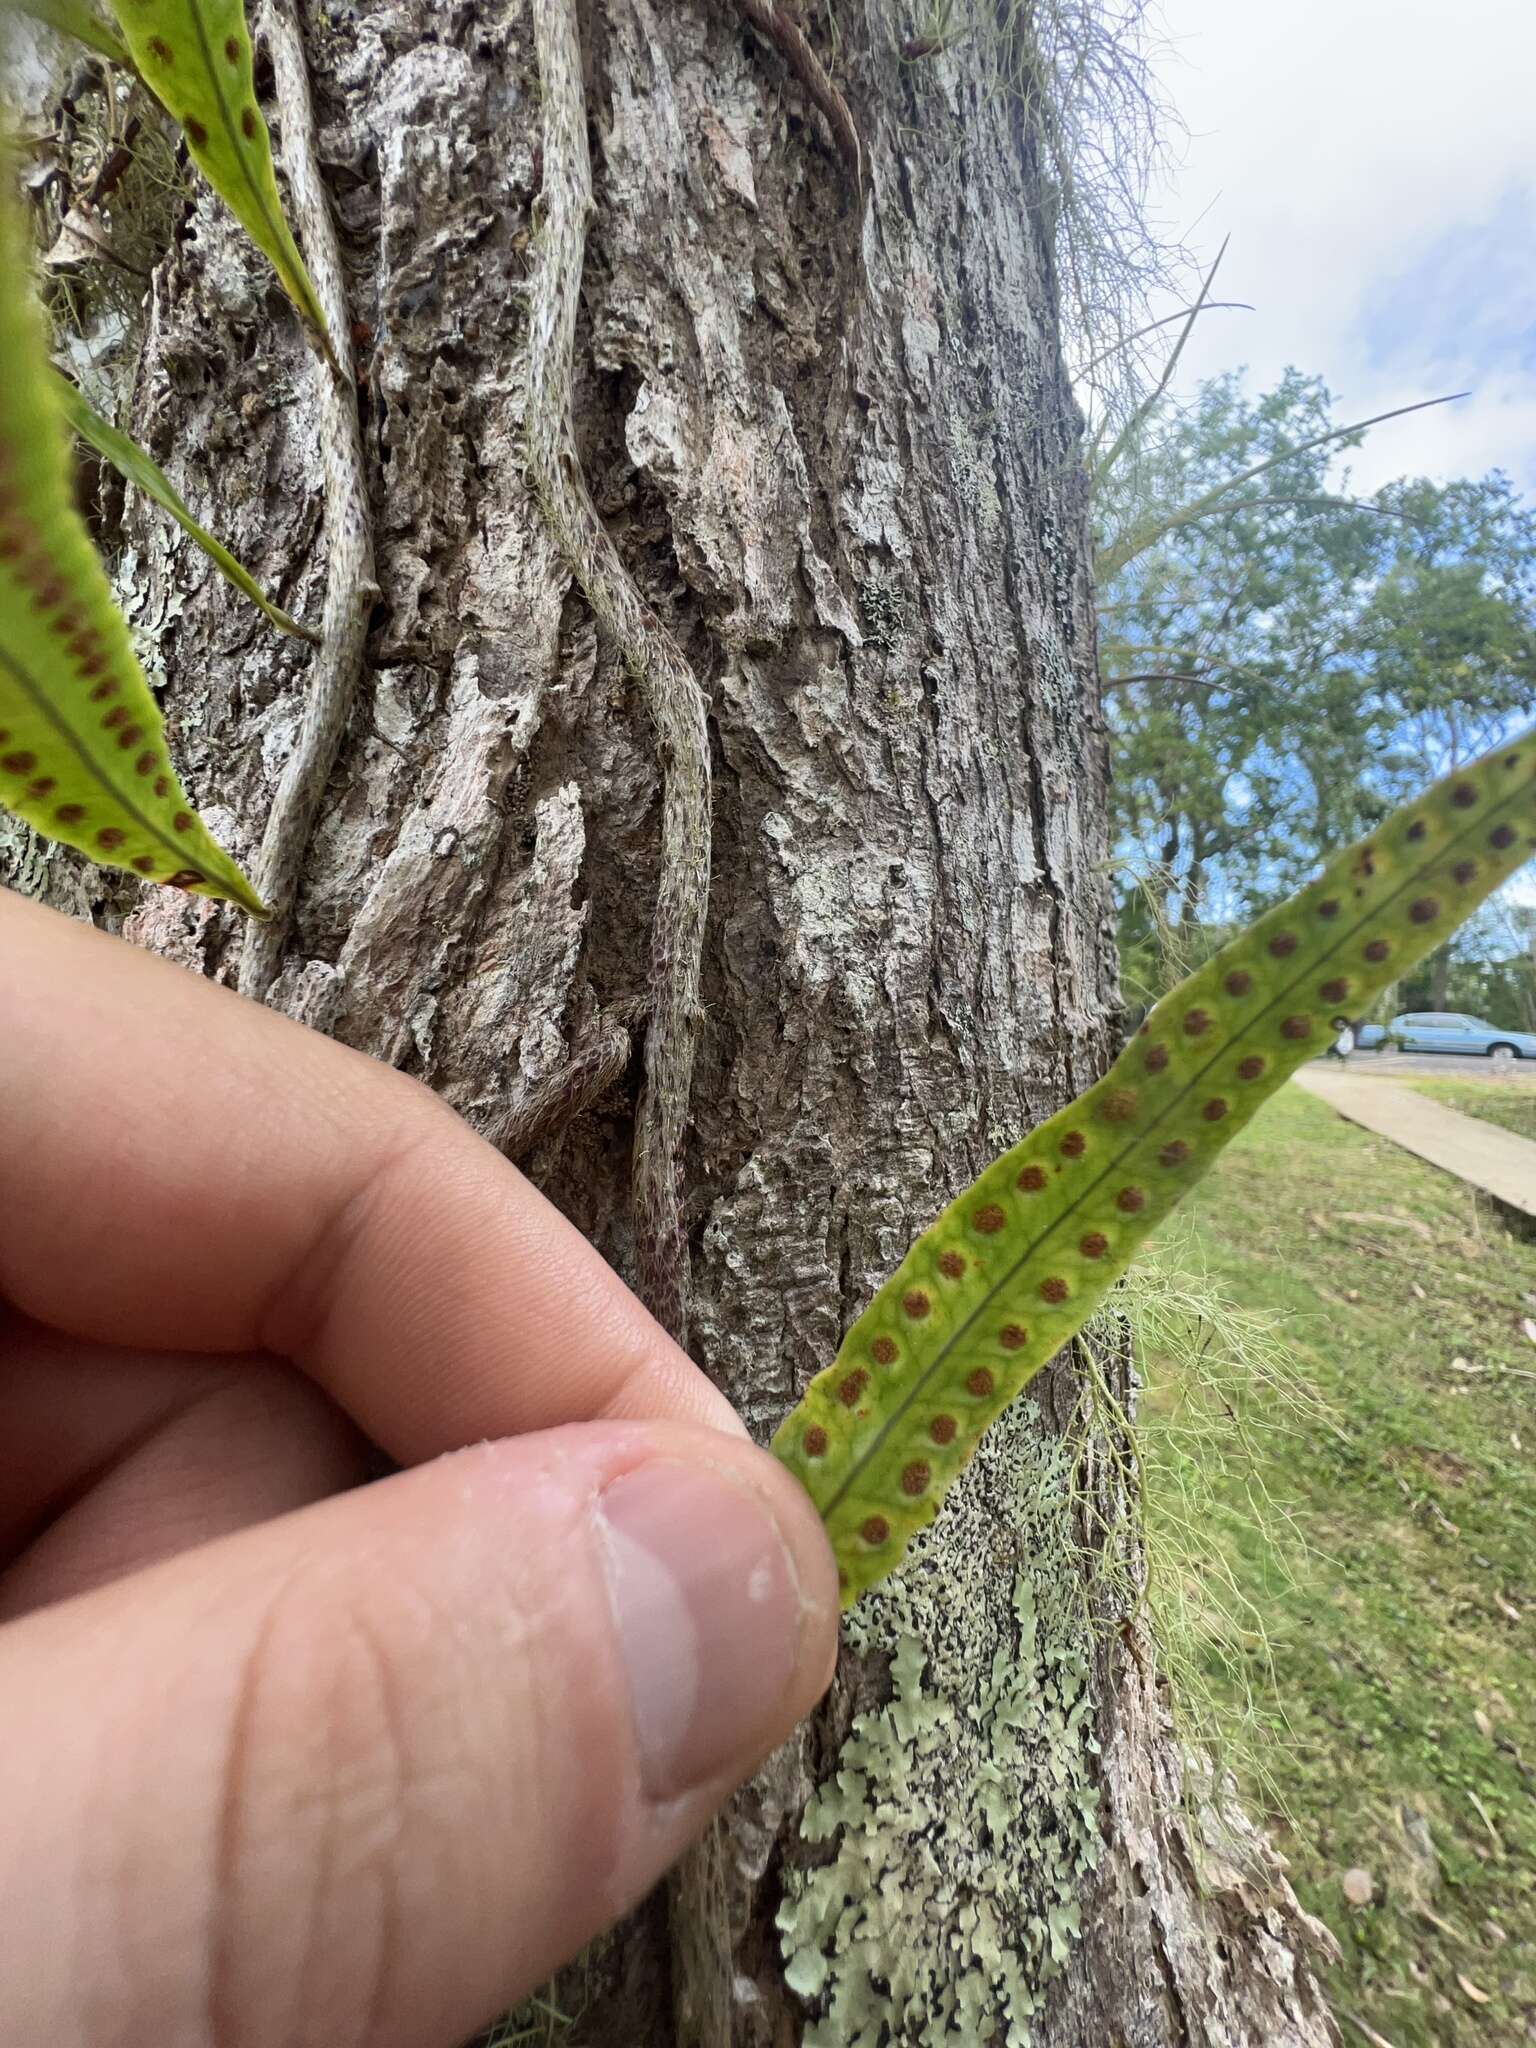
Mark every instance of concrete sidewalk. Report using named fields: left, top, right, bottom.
left=1295, top=1065, right=1536, bottom=1220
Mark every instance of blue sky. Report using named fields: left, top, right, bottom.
left=1144, top=0, right=1536, bottom=497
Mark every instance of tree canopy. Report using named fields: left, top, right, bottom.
left=1099, top=370, right=1536, bottom=1012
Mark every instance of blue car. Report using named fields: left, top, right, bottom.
left=1354, top=1011, right=1536, bottom=1057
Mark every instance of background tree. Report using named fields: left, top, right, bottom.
left=2, top=4, right=1338, bottom=2044
left=1101, top=371, right=1536, bottom=1002
left=1397, top=900, right=1536, bottom=1030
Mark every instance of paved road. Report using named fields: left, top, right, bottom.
left=1316, top=1049, right=1536, bottom=1084
left=1295, top=1065, right=1536, bottom=1218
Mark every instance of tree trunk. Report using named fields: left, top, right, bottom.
left=7, top=2, right=1340, bottom=2042
left=1430, top=944, right=1452, bottom=1011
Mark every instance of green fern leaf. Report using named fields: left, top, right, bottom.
left=52, top=370, right=319, bottom=643
left=4, top=0, right=131, bottom=66
left=774, top=732, right=1536, bottom=1604
left=105, top=0, right=333, bottom=361
left=0, top=167, right=265, bottom=914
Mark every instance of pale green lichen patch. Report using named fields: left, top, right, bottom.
left=777, top=1423, right=1101, bottom=2045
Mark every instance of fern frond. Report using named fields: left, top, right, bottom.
left=106, top=0, right=334, bottom=363
left=0, top=160, right=265, bottom=913
left=5, top=0, right=131, bottom=67
left=775, top=731, right=1536, bottom=1603
left=52, top=370, right=319, bottom=642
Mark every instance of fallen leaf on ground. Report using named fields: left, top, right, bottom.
left=1474, top=1707, right=1493, bottom=1738
left=1456, top=1974, right=1491, bottom=2005
left=1468, top=1790, right=1502, bottom=1857
left=1339, top=1209, right=1434, bottom=1240
left=1341, top=1867, right=1375, bottom=1906
left=1396, top=1807, right=1440, bottom=1906
left=1338, top=2009, right=1398, bottom=2048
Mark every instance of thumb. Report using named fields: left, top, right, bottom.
left=0, top=1423, right=838, bottom=2048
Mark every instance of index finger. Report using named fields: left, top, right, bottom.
left=0, top=890, right=739, bottom=1457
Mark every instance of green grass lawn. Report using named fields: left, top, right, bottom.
left=1141, top=1084, right=1536, bottom=2047
left=1405, top=1075, right=1536, bottom=1146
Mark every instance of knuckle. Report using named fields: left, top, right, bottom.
left=256, top=1115, right=444, bottom=1367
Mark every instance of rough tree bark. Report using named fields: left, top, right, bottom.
left=5, top=2, right=1341, bottom=2043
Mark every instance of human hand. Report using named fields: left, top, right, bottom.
left=0, top=888, right=838, bottom=2047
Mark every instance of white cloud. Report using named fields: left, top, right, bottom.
left=1145, top=0, right=1536, bottom=492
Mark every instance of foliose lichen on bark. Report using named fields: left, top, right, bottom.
left=777, top=1423, right=1101, bottom=2046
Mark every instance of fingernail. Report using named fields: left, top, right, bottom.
left=597, top=1462, right=813, bottom=1800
